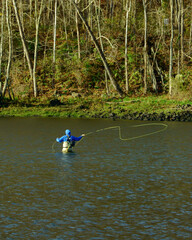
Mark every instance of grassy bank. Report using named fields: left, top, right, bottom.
left=0, top=94, right=192, bottom=121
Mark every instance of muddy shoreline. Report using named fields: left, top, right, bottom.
left=1, top=107, right=191, bottom=122
left=91, top=110, right=192, bottom=122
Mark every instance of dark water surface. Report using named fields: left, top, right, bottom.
left=0, top=118, right=192, bottom=240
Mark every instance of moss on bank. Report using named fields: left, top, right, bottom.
left=0, top=95, right=192, bottom=121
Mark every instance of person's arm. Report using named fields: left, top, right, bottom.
left=56, top=136, right=65, bottom=143
left=71, top=134, right=85, bottom=141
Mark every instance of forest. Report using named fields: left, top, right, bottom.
left=0, top=0, right=192, bottom=104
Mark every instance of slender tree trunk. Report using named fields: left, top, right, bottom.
left=12, top=0, right=33, bottom=80
left=30, top=0, right=32, bottom=26
left=47, top=0, right=52, bottom=20
left=177, top=0, right=181, bottom=74
left=125, top=0, right=131, bottom=93
left=142, top=0, right=147, bottom=94
left=53, top=0, right=57, bottom=87
left=94, top=0, right=109, bottom=95
left=189, top=16, right=192, bottom=55
left=0, top=0, right=5, bottom=97
left=53, top=0, right=57, bottom=64
left=75, top=0, right=81, bottom=59
left=2, top=0, right=12, bottom=96
left=148, top=54, right=157, bottom=91
left=107, top=0, right=114, bottom=20
left=89, top=0, right=93, bottom=30
left=180, top=0, right=184, bottom=67
left=60, top=1, right=68, bottom=42
left=33, top=0, right=44, bottom=97
left=169, top=0, right=174, bottom=95
left=118, top=0, right=124, bottom=28
left=189, top=1, right=192, bottom=55
left=110, top=0, right=114, bottom=20
left=70, top=0, right=123, bottom=96
left=132, top=0, right=137, bottom=65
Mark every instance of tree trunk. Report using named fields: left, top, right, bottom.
left=75, top=0, right=81, bottom=59
left=53, top=0, right=57, bottom=87
left=19, top=0, right=24, bottom=30
left=30, top=0, right=32, bottom=26
left=2, top=0, right=12, bottom=96
left=189, top=1, right=192, bottom=55
left=12, top=0, right=33, bottom=83
left=0, top=0, right=5, bottom=97
left=33, top=0, right=44, bottom=97
left=47, top=0, right=52, bottom=20
left=110, top=0, right=114, bottom=20
left=125, top=0, right=131, bottom=93
left=94, top=0, right=109, bottom=95
left=169, top=0, right=174, bottom=95
left=53, top=0, right=57, bottom=65
left=142, top=0, right=147, bottom=94
left=180, top=0, right=184, bottom=66
left=70, top=0, right=123, bottom=96
left=177, top=0, right=181, bottom=74
left=147, top=53, right=157, bottom=91
left=132, top=0, right=137, bottom=65
left=189, top=15, right=192, bottom=55
left=60, top=1, right=68, bottom=42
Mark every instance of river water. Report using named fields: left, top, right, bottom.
left=0, top=117, right=192, bottom=240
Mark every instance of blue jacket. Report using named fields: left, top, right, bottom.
left=56, top=129, right=82, bottom=143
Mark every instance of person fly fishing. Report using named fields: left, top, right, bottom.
left=56, top=129, right=85, bottom=153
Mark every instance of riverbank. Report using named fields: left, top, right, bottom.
left=0, top=95, right=192, bottom=121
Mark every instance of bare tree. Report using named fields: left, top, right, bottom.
left=53, top=0, right=57, bottom=66
left=12, top=0, right=44, bottom=97
left=177, top=0, right=181, bottom=74
left=12, top=0, right=33, bottom=83
left=189, top=11, right=192, bottom=55
left=19, top=0, right=24, bottom=30
left=2, top=0, right=12, bottom=96
left=142, top=0, right=148, bottom=93
left=180, top=0, right=184, bottom=66
left=47, top=0, right=53, bottom=20
left=75, top=0, right=81, bottom=59
left=174, top=0, right=184, bottom=69
left=169, top=0, right=174, bottom=95
left=88, top=0, right=93, bottom=30
left=94, top=0, right=109, bottom=94
left=33, top=0, right=45, bottom=97
left=131, top=0, right=137, bottom=64
left=60, top=1, right=68, bottom=42
left=125, top=0, right=131, bottom=93
left=52, top=0, right=57, bottom=88
left=69, top=0, right=123, bottom=96
left=107, top=0, right=114, bottom=20
left=29, top=0, right=33, bottom=26
left=0, top=0, right=5, bottom=97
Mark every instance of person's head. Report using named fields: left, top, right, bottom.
left=65, top=129, right=71, bottom=137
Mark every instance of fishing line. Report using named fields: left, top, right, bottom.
left=52, top=140, right=57, bottom=152
left=76, top=123, right=168, bottom=145
left=52, top=123, right=168, bottom=152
